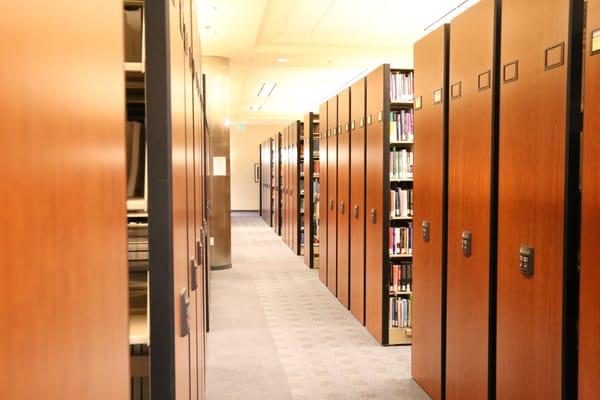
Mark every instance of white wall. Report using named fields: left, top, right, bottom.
left=230, top=123, right=281, bottom=211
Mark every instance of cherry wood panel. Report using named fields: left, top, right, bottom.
left=183, top=3, right=199, bottom=397
left=327, top=97, right=339, bottom=295
left=337, top=89, right=351, bottom=308
left=497, top=0, right=581, bottom=398
left=579, top=0, right=600, bottom=397
left=319, top=103, right=328, bottom=284
left=0, top=1, right=129, bottom=398
left=446, top=1, right=495, bottom=398
left=169, top=0, right=192, bottom=397
left=365, top=66, right=387, bottom=343
left=412, top=25, right=449, bottom=400
left=350, top=78, right=367, bottom=324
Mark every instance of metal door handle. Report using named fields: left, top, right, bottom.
left=354, top=205, right=359, bottom=218
left=340, top=201, right=345, bottom=214
left=370, top=208, right=376, bottom=223
left=329, top=199, right=334, bottom=210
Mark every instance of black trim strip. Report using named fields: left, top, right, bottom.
left=146, top=0, right=176, bottom=398
left=562, top=0, right=583, bottom=398
left=488, top=1, right=502, bottom=398
left=441, top=23, right=450, bottom=400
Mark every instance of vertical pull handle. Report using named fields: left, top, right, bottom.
left=370, top=208, right=376, bottom=224
left=190, top=258, right=198, bottom=291
left=329, top=199, right=334, bottom=210
left=340, top=201, right=345, bottom=214
left=354, top=204, right=359, bottom=218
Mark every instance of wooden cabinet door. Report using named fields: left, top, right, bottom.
left=412, top=25, right=449, bottom=400
left=337, top=89, right=351, bottom=308
left=319, top=103, right=328, bottom=284
left=365, top=66, right=386, bottom=343
left=327, top=97, right=338, bottom=295
left=0, top=1, right=129, bottom=399
left=350, top=78, right=367, bottom=324
left=446, top=1, right=495, bottom=398
left=497, top=0, right=581, bottom=398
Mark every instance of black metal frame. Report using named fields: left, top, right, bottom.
left=146, top=0, right=176, bottom=398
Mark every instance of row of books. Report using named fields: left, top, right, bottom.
left=390, top=71, right=414, bottom=103
left=390, top=263, right=412, bottom=293
left=390, top=110, right=414, bottom=142
left=390, top=150, right=414, bottom=180
left=312, top=138, right=320, bottom=154
left=389, top=225, right=413, bottom=256
left=390, top=188, right=413, bottom=217
left=390, top=296, right=411, bottom=328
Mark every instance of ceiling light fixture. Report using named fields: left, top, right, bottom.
left=276, top=58, right=289, bottom=63
left=424, top=0, right=479, bottom=31
left=249, top=105, right=262, bottom=112
left=257, top=82, right=277, bottom=97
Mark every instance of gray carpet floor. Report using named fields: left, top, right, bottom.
left=206, top=214, right=430, bottom=400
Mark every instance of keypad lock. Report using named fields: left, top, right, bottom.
left=353, top=204, right=359, bottom=218
left=519, top=246, right=534, bottom=278
left=370, top=208, right=376, bottom=223
left=329, top=199, right=334, bottom=210
left=461, top=231, right=472, bottom=257
left=422, top=220, right=430, bottom=242
left=340, top=201, right=345, bottom=214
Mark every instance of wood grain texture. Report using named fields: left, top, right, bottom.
left=169, top=0, right=192, bottom=397
left=319, top=103, right=328, bottom=284
left=365, top=66, right=386, bottom=344
left=580, top=0, right=600, bottom=397
left=337, top=89, right=351, bottom=308
left=412, top=26, right=448, bottom=400
left=497, top=0, right=572, bottom=398
left=0, top=1, right=129, bottom=399
left=350, top=78, right=367, bottom=324
left=446, top=2, right=494, bottom=398
left=327, top=97, right=338, bottom=295
left=184, top=3, right=199, bottom=397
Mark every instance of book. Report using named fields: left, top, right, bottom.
left=389, top=224, right=413, bottom=255
left=390, top=296, right=412, bottom=328
left=390, top=150, right=414, bottom=180
left=389, top=110, right=414, bottom=142
left=390, top=71, right=414, bottom=103
left=390, top=188, right=413, bottom=217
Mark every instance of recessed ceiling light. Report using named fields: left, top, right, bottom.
left=257, top=82, right=277, bottom=97
left=249, top=105, right=262, bottom=112
left=276, top=58, right=289, bottom=63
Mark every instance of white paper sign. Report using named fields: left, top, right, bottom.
left=213, top=156, right=226, bottom=176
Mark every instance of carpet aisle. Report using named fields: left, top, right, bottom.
left=206, top=214, right=429, bottom=400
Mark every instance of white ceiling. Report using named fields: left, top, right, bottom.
left=197, top=0, right=478, bottom=125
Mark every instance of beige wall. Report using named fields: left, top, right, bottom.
left=230, top=123, right=280, bottom=211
